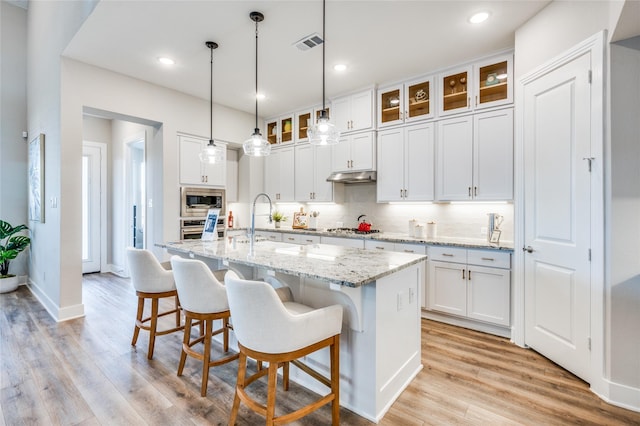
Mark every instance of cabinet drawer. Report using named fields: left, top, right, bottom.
left=365, top=240, right=396, bottom=251
left=282, top=233, right=321, bottom=245
left=321, top=236, right=365, bottom=249
left=467, top=249, right=510, bottom=269
left=395, top=243, right=427, bottom=255
left=255, top=231, right=282, bottom=242
left=428, top=246, right=467, bottom=263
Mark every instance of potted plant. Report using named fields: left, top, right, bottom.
left=0, top=220, right=31, bottom=293
left=271, top=211, right=287, bottom=229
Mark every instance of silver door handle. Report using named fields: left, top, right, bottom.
left=523, top=246, right=534, bottom=253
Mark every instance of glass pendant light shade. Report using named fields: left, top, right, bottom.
left=243, top=128, right=271, bottom=156
left=200, top=41, right=224, bottom=164
left=308, top=0, right=339, bottom=147
left=199, top=139, right=225, bottom=163
left=308, top=110, right=340, bottom=145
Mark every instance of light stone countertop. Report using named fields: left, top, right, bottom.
left=158, top=239, right=427, bottom=288
left=228, top=227, right=514, bottom=251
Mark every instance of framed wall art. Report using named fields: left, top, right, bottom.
left=28, top=133, right=45, bottom=223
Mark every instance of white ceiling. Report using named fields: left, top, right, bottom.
left=63, top=0, right=551, bottom=119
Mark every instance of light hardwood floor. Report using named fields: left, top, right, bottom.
left=1, top=273, right=639, bottom=425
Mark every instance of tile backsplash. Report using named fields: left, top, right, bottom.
left=229, top=183, right=513, bottom=242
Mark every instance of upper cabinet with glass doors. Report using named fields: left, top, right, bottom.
left=295, top=106, right=331, bottom=143
left=265, top=113, right=294, bottom=146
left=438, top=52, right=513, bottom=117
left=378, top=75, right=434, bottom=128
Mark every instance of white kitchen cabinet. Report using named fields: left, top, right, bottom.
left=294, top=144, right=333, bottom=202
left=281, top=233, right=321, bottom=245
left=265, top=113, right=294, bottom=146
left=320, top=236, right=365, bottom=249
left=254, top=230, right=282, bottom=242
left=331, top=89, right=374, bottom=134
left=377, top=122, right=435, bottom=202
left=178, top=135, right=227, bottom=187
left=226, top=148, right=238, bottom=202
left=264, top=146, right=295, bottom=202
left=378, top=75, right=434, bottom=128
left=436, top=108, right=513, bottom=201
left=295, top=105, right=331, bottom=143
left=438, top=53, right=513, bottom=117
left=331, top=131, right=376, bottom=173
left=427, top=246, right=511, bottom=327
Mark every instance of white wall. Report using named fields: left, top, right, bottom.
left=0, top=1, right=28, bottom=277
left=25, top=1, right=255, bottom=320
left=609, top=39, right=640, bottom=391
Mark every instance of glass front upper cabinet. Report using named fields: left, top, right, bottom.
left=405, top=77, right=433, bottom=122
left=266, top=114, right=294, bottom=145
left=439, top=66, right=472, bottom=117
left=474, top=54, right=513, bottom=109
left=279, top=115, right=293, bottom=144
left=296, top=110, right=312, bottom=142
left=378, top=76, right=433, bottom=128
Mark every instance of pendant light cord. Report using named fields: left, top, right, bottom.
left=254, top=19, right=259, bottom=132
left=322, top=0, right=326, bottom=112
left=210, top=45, right=214, bottom=143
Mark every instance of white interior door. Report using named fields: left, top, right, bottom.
left=82, top=143, right=106, bottom=274
left=523, top=52, right=592, bottom=382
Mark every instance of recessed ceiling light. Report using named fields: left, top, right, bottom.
left=256, top=93, right=266, bottom=100
left=334, top=64, right=347, bottom=72
left=469, top=11, right=490, bottom=24
left=158, top=57, right=175, bottom=65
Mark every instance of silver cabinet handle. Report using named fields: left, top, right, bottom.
left=404, top=249, right=415, bottom=253
left=481, top=257, right=495, bottom=261
left=305, top=239, right=314, bottom=243
left=376, top=246, right=385, bottom=250
left=462, top=269, right=465, bottom=279
left=468, top=270, right=471, bottom=280
left=474, top=186, right=478, bottom=196
left=468, top=187, right=472, bottom=197
left=287, top=237, right=295, bottom=241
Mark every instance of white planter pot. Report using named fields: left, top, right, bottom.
left=0, top=275, right=20, bottom=293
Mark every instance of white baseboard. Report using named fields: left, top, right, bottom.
left=593, top=379, right=640, bottom=413
left=107, top=263, right=128, bottom=277
left=27, top=279, right=85, bottom=322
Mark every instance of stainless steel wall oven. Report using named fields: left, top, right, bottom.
left=180, top=218, right=225, bottom=240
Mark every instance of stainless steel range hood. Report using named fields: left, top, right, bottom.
left=326, top=171, right=377, bottom=184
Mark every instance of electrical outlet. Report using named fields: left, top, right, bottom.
left=480, top=226, right=487, bottom=235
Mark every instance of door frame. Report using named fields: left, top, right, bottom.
left=125, top=131, right=147, bottom=261
left=82, top=141, right=108, bottom=273
left=514, top=32, right=605, bottom=389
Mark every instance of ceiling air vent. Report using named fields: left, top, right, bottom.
left=293, top=33, right=324, bottom=51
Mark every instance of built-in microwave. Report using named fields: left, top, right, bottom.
left=180, top=187, right=225, bottom=218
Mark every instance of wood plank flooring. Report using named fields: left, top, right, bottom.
left=1, top=273, right=639, bottom=425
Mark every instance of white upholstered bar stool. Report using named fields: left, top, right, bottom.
left=170, top=255, right=239, bottom=397
left=127, top=247, right=183, bottom=360
left=224, top=271, right=343, bottom=425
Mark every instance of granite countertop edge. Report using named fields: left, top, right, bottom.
left=229, top=227, right=514, bottom=251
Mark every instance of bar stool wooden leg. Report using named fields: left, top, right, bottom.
left=177, top=317, right=192, bottom=376
left=331, top=336, right=340, bottom=425
left=175, top=295, right=181, bottom=327
left=229, top=351, right=247, bottom=426
left=148, top=297, right=159, bottom=359
left=266, top=362, right=278, bottom=425
left=132, top=296, right=144, bottom=346
left=201, top=319, right=213, bottom=397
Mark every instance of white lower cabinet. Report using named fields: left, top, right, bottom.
left=281, top=233, right=321, bottom=245
left=427, top=246, right=511, bottom=326
left=320, top=236, right=365, bottom=249
left=254, top=231, right=282, bottom=242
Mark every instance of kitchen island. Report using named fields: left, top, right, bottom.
left=159, top=238, right=426, bottom=422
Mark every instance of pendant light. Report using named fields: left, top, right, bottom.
left=308, top=0, right=340, bottom=146
left=199, top=41, right=225, bottom=164
left=243, top=11, right=271, bottom=157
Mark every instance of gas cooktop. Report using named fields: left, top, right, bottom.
left=326, top=227, right=381, bottom=235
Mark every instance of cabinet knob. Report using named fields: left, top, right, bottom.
left=523, top=246, right=534, bottom=253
